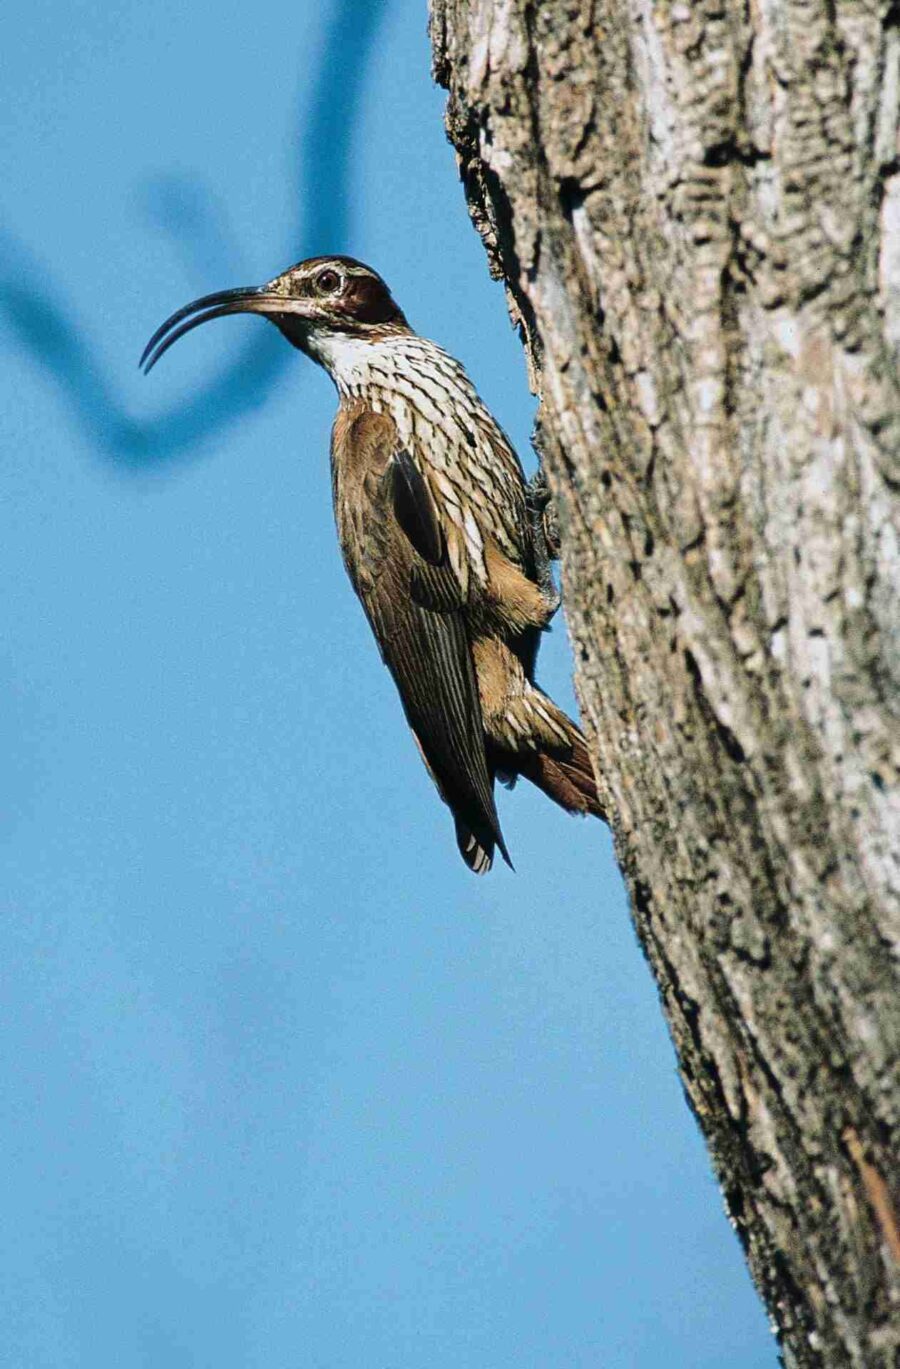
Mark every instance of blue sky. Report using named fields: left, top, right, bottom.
left=1, top=1, right=774, bottom=1364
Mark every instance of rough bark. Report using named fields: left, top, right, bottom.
left=429, top=2, right=900, bottom=1364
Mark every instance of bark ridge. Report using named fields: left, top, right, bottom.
left=430, top=2, right=900, bottom=1363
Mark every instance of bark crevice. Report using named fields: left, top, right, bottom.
left=430, top=2, right=900, bottom=1364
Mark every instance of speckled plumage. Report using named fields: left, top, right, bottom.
left=313, top=329, right=528, bottom=592
left=142, top=254, right=604, bottom=871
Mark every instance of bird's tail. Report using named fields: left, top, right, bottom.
left=410, top=726, right=512, bottom=875
left=515, top=699, right=605, bottom=820
left=454, top=815, right=499, bottom=875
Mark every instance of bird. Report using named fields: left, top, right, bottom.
left=141, top=255, right=604, bottom=872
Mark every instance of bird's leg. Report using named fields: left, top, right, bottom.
left=526, top=464, right=561, bottom=615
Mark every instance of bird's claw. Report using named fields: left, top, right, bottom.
left=526, top=466, right=561, bottom=613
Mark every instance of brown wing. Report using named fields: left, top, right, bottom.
left=384, top=448, right=444, bottom=566
left=332, top=407, right=511, bottom=871
left=382, top=337, right=531, bottom=585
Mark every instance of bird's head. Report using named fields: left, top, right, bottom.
left=140, top=256, right=410, bottom=377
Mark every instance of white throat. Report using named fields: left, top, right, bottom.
left=304, top=331, right=396, bottom=395
left=304, top=330, right=496, bottom=459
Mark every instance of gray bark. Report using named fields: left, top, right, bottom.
left=429, top=2, right=900, bottom=1364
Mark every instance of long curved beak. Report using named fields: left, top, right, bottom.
left=140, top=285, right=311, bottom=374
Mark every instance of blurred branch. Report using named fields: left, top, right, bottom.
left=138, top=175, right=242, bottom=288
left=0, top=0, right=391, bottom=469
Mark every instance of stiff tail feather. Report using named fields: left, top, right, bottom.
left=517, top=724, right=605, bottom=820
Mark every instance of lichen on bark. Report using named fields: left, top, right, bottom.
left=430, top=2, right=900, bottom=1364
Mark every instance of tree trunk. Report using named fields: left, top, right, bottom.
left=429, top=2, right=900, bottom=1363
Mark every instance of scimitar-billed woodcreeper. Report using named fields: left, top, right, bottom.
left=142, top=256, right=604, bottom=872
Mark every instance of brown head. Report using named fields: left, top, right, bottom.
left=140, top=256, right=410, bottom=373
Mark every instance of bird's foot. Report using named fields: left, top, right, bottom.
left=526, top=466, right=561, bottom=615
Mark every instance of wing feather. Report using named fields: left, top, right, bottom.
left=334, top=407, right=510, bottom=868
left=365, top=543, right=509, bottom=867
left=384, top=449, right=443, bottom=565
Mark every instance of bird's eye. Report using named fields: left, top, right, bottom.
left=315, top=268, right=342, bottom=295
